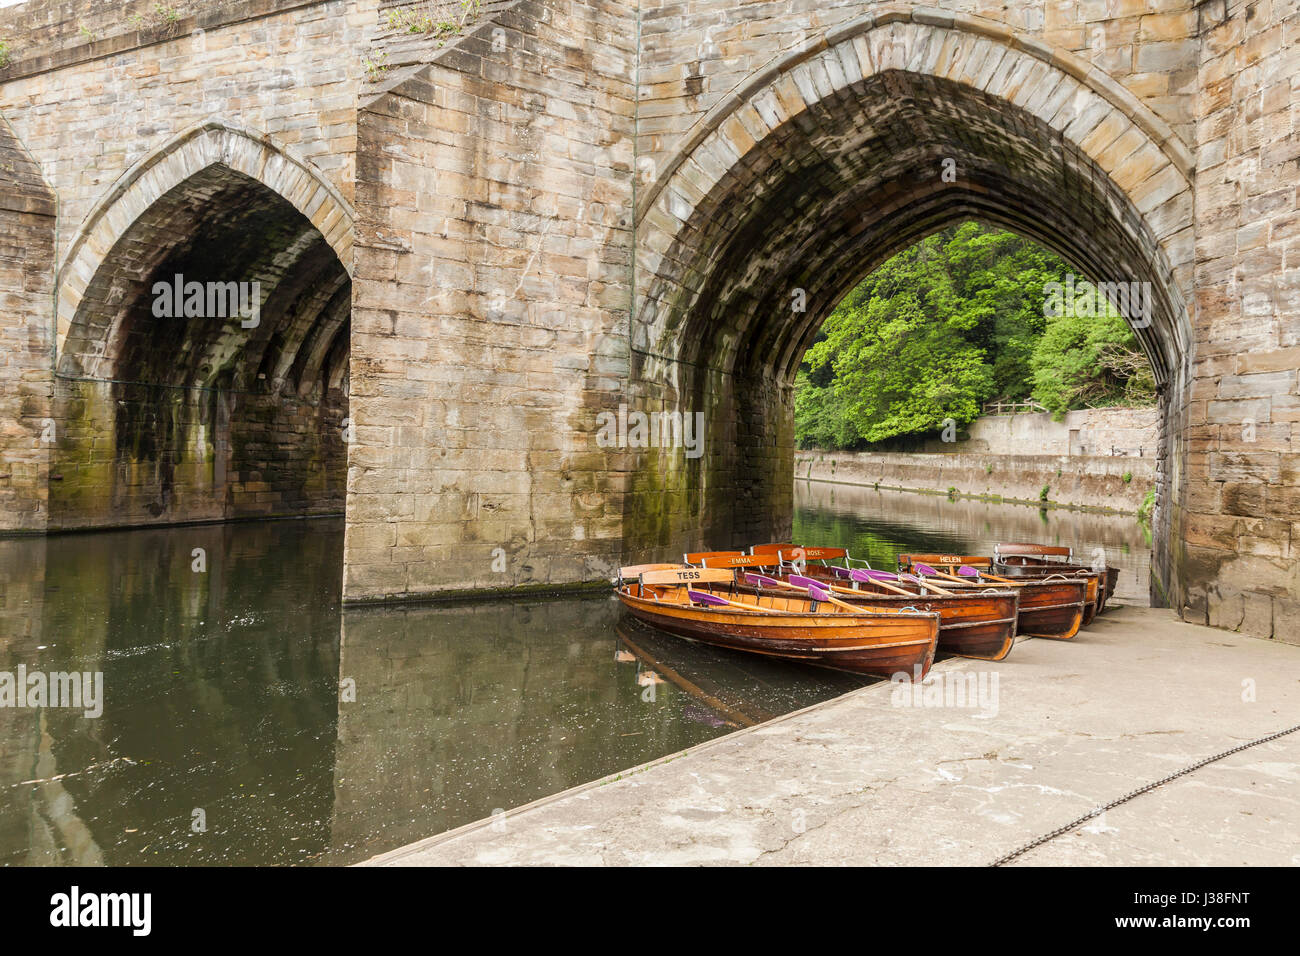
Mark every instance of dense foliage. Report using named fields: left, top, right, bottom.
left=795, top=222, right=1155, bottom=450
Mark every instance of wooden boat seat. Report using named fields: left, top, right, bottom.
left=684, top=550, right=745, bottom=565
left=996, top=543, right=1072, bottom=558
left=898, top=553, right=993, bottom=568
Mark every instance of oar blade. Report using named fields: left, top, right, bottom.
left=854, top=568, right=898, bottom=582
left=688, top=590, right=731, bottom=607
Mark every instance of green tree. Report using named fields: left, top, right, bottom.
left=1029, top=289, right=1156, bottom=416
left=794, top=222, right=1155, bottom=450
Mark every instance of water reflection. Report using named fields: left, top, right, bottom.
left=0, top=517, right=864, bottom=867
left=0, top=522, right=343, bottom=866
left=794, top=482, right=1151, bottom=605
left=326, top=606, right=864, bottom=863
left=0, top=484, right=1152, bottom=865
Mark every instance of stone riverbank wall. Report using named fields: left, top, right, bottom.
left=797, top=450, right=1155, bottom=513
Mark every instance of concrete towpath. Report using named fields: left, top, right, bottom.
left=363, top=607, right=1300, bottom=866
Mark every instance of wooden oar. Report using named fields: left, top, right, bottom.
left=956, top=563, right=1019, bottom=585
left=749, top=571, right=899, bottom=603
left=844, top=567, right=942, bottom=597
left=794, top=578, right=867, bottom=613
left=832, top=565, right=934, bottom=597
left=743, top=573, right=866, bottom=612
left=840, top=573, right=912, bottom=597
left=891, top=569, right=956, bottom=597
left=687, top=589, right=752, bottom=610
left=914, top=562, right=1014, bottom=587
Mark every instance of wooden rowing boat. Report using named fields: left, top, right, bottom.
left=994, top=543, right=1120, bottom=612
left=898, top=552, right=1101, bottom=632
left=739, top=574, right=1018, bottom=661
left=694, top=550, right=1018, bottom=661
left=746, top=544, right=1083, bottom=642
left=615, top=566, right=940, bottom=679
left=894, top=554, right=1088, bottom=640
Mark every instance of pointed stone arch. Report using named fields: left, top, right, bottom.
left=634, top=8, right=1194, bottom=382
left=55, top=120, right=355, bottom=364
left=47, top=120, right=356, bottom=530
left=627, top=7, right=1197, bottom=606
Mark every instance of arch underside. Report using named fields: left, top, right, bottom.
left=52, top=165, right=352, bottom=529
left=629, top=68, right=1190, bottom=604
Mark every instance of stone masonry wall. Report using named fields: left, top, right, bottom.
left=343, top=0, right=637, bottom=600
left=0, top=118, right=55, bottom=532
left=798, top=449, right=1156, bottom=512
left=922, top=406, right=1161, bottom=456
left=636, top=0, right=1201, bottom=194
left=0, top=0, right=1296, bottom=644
left=1180, top=0, right=1300, bottom=639
left=47, top=378, right=347, bottom=529
left=0, top=0, right=370, bottom=268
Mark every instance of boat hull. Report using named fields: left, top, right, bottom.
left=794, top=566, right=1084, bottom=641
left=1013, top=581, right=1088, bottom=639
left=991, top=565, right=1103, bottom=624
left=616, top=589, right=939, bottom=679
left=996, top=558, right=1120, bottom=612
left=733, top=580, right=1019, bottom=662
left=907, top=577, right=1086, bottom=640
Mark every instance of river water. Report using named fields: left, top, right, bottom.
left=0, top=483, right=1150, bottom=865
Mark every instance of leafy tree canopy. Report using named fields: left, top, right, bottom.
left=795, top=222, right=1155, bottom=450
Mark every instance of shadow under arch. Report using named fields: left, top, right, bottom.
left=628, top=13, right=1194, bottom=608
left=50, top=122, right=356, bottom=530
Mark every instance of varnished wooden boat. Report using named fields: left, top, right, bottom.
left=693, top=551, right=1018, bottom=661
left=616, top=565, right=940, bottom=679
left=745, top=577, right=1017, bottom=661
left=898, top=552, right=1101, bottom=632
left=747, top=544, right=1086, bottom=642
left=994, top=543, right=1120, bottom=612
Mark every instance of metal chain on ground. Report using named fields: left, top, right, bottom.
left=990, top=721, right=1300, bottom=867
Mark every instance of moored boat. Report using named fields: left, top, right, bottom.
left=744, top=545, right=1087, bottom=642
left=994, top=543, right=1120, bottom=612
left=896, top=554, right=1090, bottom=639
left=899, top=551, right=1105, bottom=626
left=615, top=565, right=940, bottom=679
left=689, top=550, right=1019, bottom=661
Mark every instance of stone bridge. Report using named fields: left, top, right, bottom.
left=0, top=0, right=1295, bottom=638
